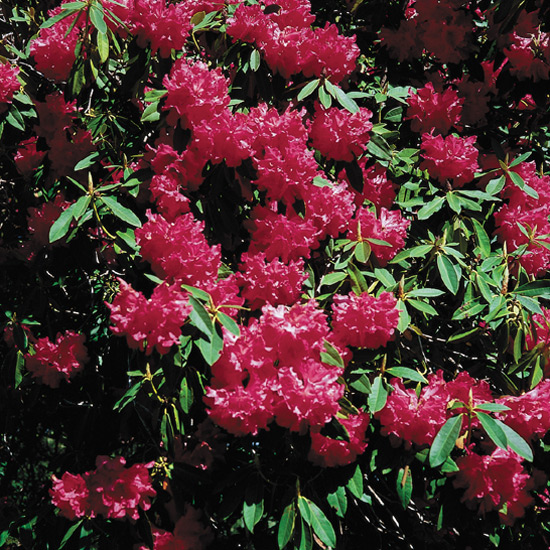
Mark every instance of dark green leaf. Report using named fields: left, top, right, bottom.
left=243, top=479, right=264, bottom=533
left=513, top=280, right=550, bottom=299
left=179, top=377, right=194, bottom=414
left=98, top=195, right=141, bottom=226
left=407, top=299, right=437, bottom=315
left=321, top=340, right=345, bottom=368
left=59, top=519, right=84, bottom=549
left=113, top=380, right=144, bottom=411
left=476, top=411, right=508, bottom=450
left=49, top=204, right=77, bottom=243
left=71, top=195, right=91, bottom=222
left=196, top=327, right=224, bottom=366
left=367, top=134, right=392, bottom=162
left=471, top=218, right=491, bottom=257
left=368, top=376, right=387, bottom=413
left=188, top=296, right=214, bottom=338
left=327, top=486, right=347, bottom=518
left=437, top=255, right=459, bottom=293
left=40, top=4, right=83, bottom=28
left=347, top=264, right=368, bottom=294
left=347, top=464, right=363, bottom=499
left=299, top=498, right=336, bottom=549
left=278, top=503, right=296, bottom=549
left=141, top=101, right=161, bottom=122
left=417, top=197, right=445, bottom=220
left=429, top=414, right=463, bottom=468
left=325, top=81, right=359, bottom=113
left=396, top=467, right=413, bottom=510
left=496, top=420, right=533, bottom=461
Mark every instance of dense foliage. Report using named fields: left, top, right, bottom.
left=2, top=0, right=550, bottom=548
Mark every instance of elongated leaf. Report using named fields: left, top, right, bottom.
left=97, top=30, right=109, bottom=62
left=321, top=340, right=345, bottom=368
left=477, top=411, right=508, bottom=450
left=181, top=284, right=212, bottom=302
left=49, top=204, right=77, bottom=243
left=407, top=299, right=437, bottom=315
left=196, top=327, right=224, bottom=366
left=429, top=414, right=463, bottom=468
left=318, top=86, right=332, bottom=109
left=141, top=101, right=161, bottom=122
left=298, top=518, right=313, bottom=550
left=299, top=498, right=336, bottom=549
left=513, top=280, right=550, bottom=299
left=179, top=378, right=193, bottom=414
left=485, top=175, right=506, bottom=195
left=497, top=420, right=533, bottom=461
left=471, top=218, right=491, bottom=258
left=474, top=403, right=510, bottom=413
left=217, top=311, right=240, bottom=337
left=41, top=4, right=83, bottom=28
left=386, top=367, right=427, bottom=383
left=59, top=519, right=84, bottom=549
left=89, top=2, right=107, bottom=33
left=397, top=299, right=410, bottom=332
left=98, top=195, right=141, bottom=226
left=250, top=49, right=261, bottom=71
left=188, top=296, right=214, bottom=338
left=74, top=152, right=100, bottom=171
left=417, top=197, right=445, bottom=220
left=437, top=254, right=459, bottom=293
left=396, top=466, right=413, bottom=510
left=347, top=464, right=363, bottom=498
left=297, top=79, right=320, bottom=101
left=243, top=479, right=264, bottom=533
left=407, top=288, right=444, bottom=298
left=367, top=134, right=392, bottom=162
left=321, top=272, right=347, bottom=287
left=326, top=81, right=359, bottom=113
left=278, top=503, right=296, bottom=549
left=354, top=240, right=371, bottom=263
left=368, top=376, right=387, bottom=413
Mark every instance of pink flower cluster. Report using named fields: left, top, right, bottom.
left=107, top=280, right=192, bottom=355
left=348, top=207, right=410, bottom=265
left=50, top=456, right=156, bottom=521
left=0, top=61, right=20, bottom=113
left=406, top=82, right=463, bottom=135
left=453, top=447, right=540, bottom=525
left=331, top=291, right=400, bottom=349
left=137, top=506, right=214, bottom=550
left=24, top=331, right=88, bottom=388
left=420, top=132, right=479, bottom=188
left=376, top=371, right=492, bottom=447
left=227, top=0, right=359, bottom=82
left=493, top=162, right=550, bottom=277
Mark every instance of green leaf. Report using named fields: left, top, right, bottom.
left=354, top=240, right=371, bottom=263
left=318, top=85, right=332, bottom=109
left=498, top=421, right=533, bottom=461
left=179, top=377, right=193, bottom=414
left=41, top=4, right=83, bottom=28
left=475, top=403, right=510, bottom=412
left=250, top=49, right=261, bottom=71
left=89, top=1, right=107, bottom=33
left=321, top=340, right=345, bottom=368
left=386, top=367, right=427, bottom=383
left=471, top=218, right=491, bottom=257
left=299, top=498, right=336, bottom=549
left=446, top=192, right=462, bottom=213
left=508, top=152, right=531, bottom=167
left=447, top=327, right=480, bottom=344
left=98, top=195, right=141, bottom=226
left=327, top=486, right=347, bottom=518
left=391, top=244, right=433, bottom=263
left=196, top=327, right=224, bottom=366
left=298, top=518, right=313, bottom=550
left=513, top=280, right=550, bottom=299
left=188, top=296, right=214, bottom=338
left=321, top=272, right=347, bottom=287
left=325, top=80, right=359, bottom=113
left=141, top=101, right=160, bottom=123
left=297, top=79, right=320, bottom=101
left=397, top=299, right=410, bottom=332
left=476, top=411, right=508, bottom=450
left=243, top=479, right=264, bottom=533
left=6, top=107, right=26, bottom=131
left=485, top=175, right=506, bottom=195
left=407, top=288, right=444, bottom=298
left=15, top=350, right=25, bottom=388
left=96, top=29, right=109, bottom=62
left=367, top=133, right=392, bottom=162
left=437, top=254, right=459, bottom=293
left=217, top=311, right=240, bottom=337
left=180, top=284, right=212, bottom=302
left=429, top=414, right=463, bottom=468
left=347, top=264, right=368, bottom=294
left=59, top=519, right=84, bottom=549
left=407, top=299, right=437, bottom=316
left=49, top=204, right=77, bottom=243
left=417, top=196, right=445, bottom=220
left=113, top=380, right=144, bottom=411
left=347, top=464, right=363, bottom=499
left=368, top=376, right=388, bottom=413
left=74, top=152, right=100, bottom=171
left=278, top=503, right=296, bottom=549
left=396, top=467, right=413, bottom=510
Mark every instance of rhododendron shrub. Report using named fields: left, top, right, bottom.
left=5, top=0, right=550, bottom=549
